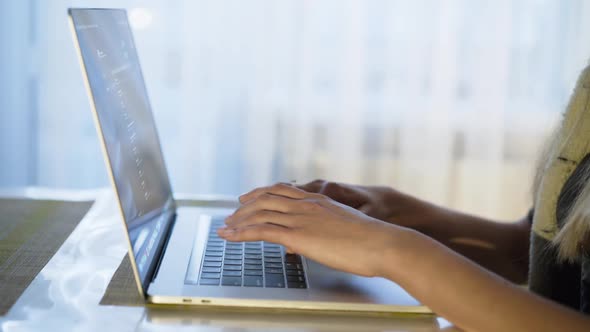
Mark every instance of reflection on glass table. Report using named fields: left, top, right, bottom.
left=0, top=188, right=459, bottom=332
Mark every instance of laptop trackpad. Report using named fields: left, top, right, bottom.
left=306, top=259, right=423, bottom=307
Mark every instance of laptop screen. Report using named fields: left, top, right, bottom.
left=70, top=8, right=175, bottom=291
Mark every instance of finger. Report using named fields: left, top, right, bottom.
left=227, top=193, right=301, bottom=226
left=239, top=183, right=308, bottom=204
left=218, top=223, right=291, bottom=245
left=316, top=182, right=366, bottom=208
left=296, top=179, right=326, bottom=193
left=322, top=182, right=361, bottom=200
left=226, top=209, right=296, bottom=229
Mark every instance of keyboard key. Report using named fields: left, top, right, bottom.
left=285, top=263, right=303, bottom=270
left=200, top=278, right=220, bottom=286
left=201, top=272, right=221, bottom=279
left=264, top=243, right=280, bottom=248
left=226, top=243, right=243, bottom=249
left=245, top=254, right=262, bottom=260
left=243, top=276, right=264, bottom=287
left=221, top=276, right=242, bottom=286
left=265, top=268, right=283, bottom=274
left=285, top=254, right=301, bottom=263
left=225, top=249, right=243, bottom=255
left=203, top=261, right=222, bottom=267
left=223, top=270, right=242, bottom=277
left=204, top=256, right=222, bottom=262
left=224, top=259, right=242, bottom=265
left=245, top=259, right=262, bottom=265
left=265, top=263, right=283, bottom=269
left=244, top=270, right=263, bottom=276
left=223, top=265, right=242, bottom=271
left=205, top=251, right=223, bottom=257
left=264, top=257, right=282, bottom=263
left=244, top=264, right=262, bottom=270
left=225, top=254, right=242, bottom=260
left=264, top=248, right=281, bottom=253
left=263, top=253, right=282, bottom=258
left=287, top=282, right=307, bottom=289
left=265, top=274, right=285, bottom=288
left=245, top=249, right=262, bottom=254
left=286, top=269, right=304, bottom=276
left=287, top=275, right=305, bottom=282
left=202, top=267, right=221, bottom=273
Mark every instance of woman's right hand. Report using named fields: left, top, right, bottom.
left=296, top=179, right=439, bottom=232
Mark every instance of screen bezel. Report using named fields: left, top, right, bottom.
left=68, top=7, right=177, bottom=297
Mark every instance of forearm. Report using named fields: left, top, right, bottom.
left=382, top=228, right=590, bottom=332
left=385, top=191, right=530, bottom=283
left=424, top=208, right=530, bottom=283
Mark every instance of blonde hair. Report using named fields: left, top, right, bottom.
left=533, top=66, right=590, bottom=262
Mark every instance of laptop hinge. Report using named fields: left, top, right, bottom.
left=150, top=212, right=177, bottom=283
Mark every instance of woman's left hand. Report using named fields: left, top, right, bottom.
left=218, top=183, right=404, bottom=278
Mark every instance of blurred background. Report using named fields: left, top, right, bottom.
left=1, top=0, right=590, bottom=220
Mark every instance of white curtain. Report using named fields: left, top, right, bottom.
left=3, top=0, right=590, bottom=220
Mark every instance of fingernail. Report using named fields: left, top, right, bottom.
left=218, top=227, right=235, bottom=235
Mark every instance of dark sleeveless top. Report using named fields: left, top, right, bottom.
left=528, top=63, right=590, bottom=313
left=528, top=154, right=590, bottom=314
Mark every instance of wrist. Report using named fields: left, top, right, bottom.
left=375, top=225, right=421, bottom=282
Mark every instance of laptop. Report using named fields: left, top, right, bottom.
left=68, top=8, right=429, bottom=314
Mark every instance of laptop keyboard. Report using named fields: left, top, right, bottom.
left=197, top=216, right=307, bottom=288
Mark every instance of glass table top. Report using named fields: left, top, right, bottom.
left=0, top=188, right=458, bottom=332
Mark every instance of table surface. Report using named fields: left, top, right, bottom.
left=0, top=188, right=459, bottom=332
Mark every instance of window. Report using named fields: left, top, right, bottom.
left=2, top=0, right=590, bottom=219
